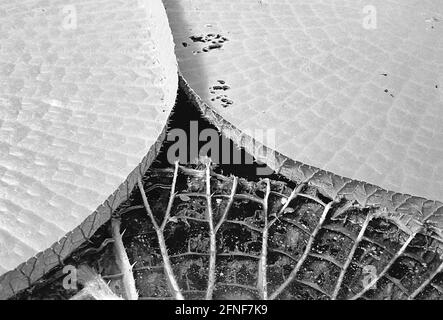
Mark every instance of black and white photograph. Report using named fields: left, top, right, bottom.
left=0, top=0, right=442, bottom=309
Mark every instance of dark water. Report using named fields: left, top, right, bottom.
left=154, top=84, right=275, bottom=181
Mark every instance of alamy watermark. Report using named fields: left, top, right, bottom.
left=166, top=121, right=277, bottom=176
left=362, top=265, right=378, bottom=290
left=62, top=265, right=78, bottom=290
left=362, top=5, right=377, bottom=30
left=61, top=5, right=77, bottom=30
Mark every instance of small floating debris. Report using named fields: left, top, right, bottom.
left=221, top=98, right=234, bottom=105
left=208, top=43, right=222, bottom=50
left=189, top=35, right=205, bottom=43
left=211, top=85, right=230, bottom=91
left=209, top=81, right=233, bottom=108
left=186, top=33, right=229, bottom=54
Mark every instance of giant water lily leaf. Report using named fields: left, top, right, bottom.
left=0, top=0, right=177, bottom=295
left=164, top=0, right=443, bottom=202
left=1, top=0, right=443, bottom=301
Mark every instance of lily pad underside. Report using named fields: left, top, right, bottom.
left=3, top=76, right=442, bottom=300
